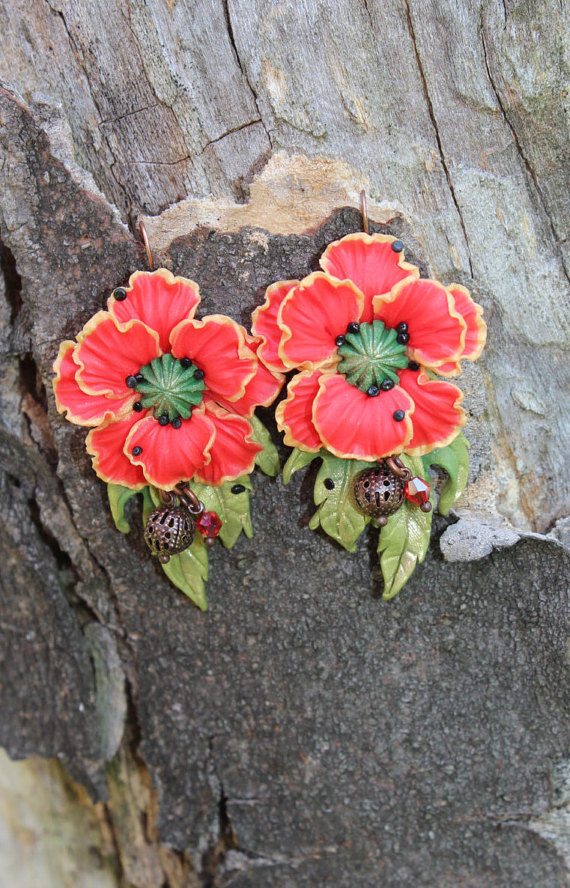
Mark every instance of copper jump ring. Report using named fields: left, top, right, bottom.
left=176, top=483, right=204, bottom=516
left=385, top=456, right=412, bottom=480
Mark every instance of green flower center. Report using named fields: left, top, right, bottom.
left=337, top=321, right=409, bottom=393
left=135, top=354, right=205, bottom=421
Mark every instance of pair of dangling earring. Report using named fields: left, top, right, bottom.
left=53, top=202, right=486, bottom=608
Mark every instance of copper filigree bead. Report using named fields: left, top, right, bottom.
left=144, top=505, right=195, bottom=562
left=353, top=463, right=406, bottom=521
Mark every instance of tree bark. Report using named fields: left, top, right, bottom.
left=0, top=1, right=568, bottom=886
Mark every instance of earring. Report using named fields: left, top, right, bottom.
left=53, top=224, right=284, bottom=609
left=252, top=193, right=486, bottom=599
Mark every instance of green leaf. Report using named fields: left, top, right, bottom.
left=160, top=535, right=209, bottom=610
left=422, top=432, right=470, bottom=516
left=283, top=447, right=321, bottom=484
left=107, top=484, right=140, bottom=533
left=141, top=487, right=156, bottom=524
left=310, top=452, right=371, bottom=551
left=377, top=454, right=433, bottom=600
left=189, top=476, right=254, bottom=548
left=249, top=415, right=280, bottom=476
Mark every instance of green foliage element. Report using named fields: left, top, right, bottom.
left=107, top=484, right=140, bottom=533
left=422, top=432, right=470, bottom=516
left=309, top=452, right=372, bottom=552
left=282, top=447, right=320, bottom=484
left=189, top=475, right=253, bottom=548
left=377, top=454, right=433, bottom=600
left=160, top=534, right=209, bottom=610
left=141, top=486, right=156, bottom=524
left=249, top=415, right=280, bottom=477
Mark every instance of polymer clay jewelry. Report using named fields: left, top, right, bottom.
left=53, top=226, right=283, bottom=608
left=252, top=198, right=486, bottom=599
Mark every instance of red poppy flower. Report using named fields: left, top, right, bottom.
left=252, top=233, right=486, bottom=460
left=54, top=269, right=285, bottom=490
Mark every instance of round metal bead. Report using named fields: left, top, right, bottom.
left=144, top=505, right=195, bottom=560
left=353, top=463, right=406, bottom=518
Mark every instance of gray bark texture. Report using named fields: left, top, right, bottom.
left=0, top=0, right=569, bottom=886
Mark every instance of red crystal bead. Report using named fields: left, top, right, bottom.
left=196, top=510, right=222, bottom=538
left=404, top=476, right=431, bottom=506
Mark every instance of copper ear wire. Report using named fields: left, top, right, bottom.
left=139, top=220, right=155, bottom=271
left=360, top=190, right=369, bottom=234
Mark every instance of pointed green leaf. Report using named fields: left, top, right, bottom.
left=249, top=415, right=281, bottom=476
left=107, top=484, right=141, bottom=533
left=283, top=447, right=321, bottom=484
left=377, top=454, right=433, bottom=599
left=422, top=432, right=470, bottom=516
left=160, top=534, right=209, bottom=610
left=311, top=452, right=371, bottom=551
left=189, top=475, right=253, bottom=548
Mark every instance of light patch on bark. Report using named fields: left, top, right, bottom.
left=140, top=152, right=397, bottom=252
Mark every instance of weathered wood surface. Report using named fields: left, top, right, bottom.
left=0, top=1, right=569, bottom=885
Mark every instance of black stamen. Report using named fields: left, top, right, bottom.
left=135, top=373, right=145, bottom=383
left=408, top=361, right=420, bottom=371
left=396, top=332, right=410, bottom=345
left=347, top=322, right=360, bottom=335
left=126, top=375, right=137, bottom=388
left=132, top=446, right=143, bottom=456
left=113, top=287, right=127, bottom=301
left=194, top=368, right=205, bottom=379
left=324, top=478, right=335, bottom=490
left=231, top=484, right=246, bottom=494
left=158, top=414, right=169, bottom=426
left=381, top=379, right=394, bottom=391
left=180, top=357, right=192, bottom=369
left=396, top=322, right=408, bottom=333
left=171, top=417, right=182, bottom=429
left=133, top=401, right=143, bottom=412
left=367, top=384, right=380, bottom=397
left=335, top=335, right=346, bottom=347
left=393, top=410, right=405, bottom=422
left=391, top=240, right=404, bottom=252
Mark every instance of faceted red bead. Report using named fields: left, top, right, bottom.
left=196, top=510, right=222, bottom=538
left=404, top=476, right=431, bottom=506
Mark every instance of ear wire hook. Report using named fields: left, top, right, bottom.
left=360, top=190, right=369, bottom=235
left=139, top=220, right=155, bottom=271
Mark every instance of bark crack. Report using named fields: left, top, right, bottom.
left=480, top=15, right=570, bottom=284
left=98, top=104, right=161, bottom=127
left=221, top=0, right=274, bottom=149
left=200, top=119, right=264, bottom=155
left=404, top=0, right=474, bottom=277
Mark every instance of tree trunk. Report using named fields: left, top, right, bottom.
left=0, top=1, right=568, bottom=885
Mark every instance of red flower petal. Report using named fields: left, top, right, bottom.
left=251, top=280, right=298, bottom=372
left=170, top=315, right=257, bottom=403
left=312, top=373, right=414, bottom=460
left=374, top=279, right=466, bottom=369
left=434, top=284, right=487, bottom=376
left=216, top=349, right=285, bottom=418
left=275, top=371, right=323, bottom=452
left=398, top=367, right=466, bottom=455
left=320, top=233, right=419, bottom=322
left=75, top=312, right=161, bottom=398
left=278, top=273, right=364, bottom=370
left=86, top=411, right=148, bottom=489
left=124, top=408, right=216, bottom=490
left=53, top=341, right=135, bottom=426
left=194, top=400, right=262, bottom=485
left=109, top=269, right=201, bottom=353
